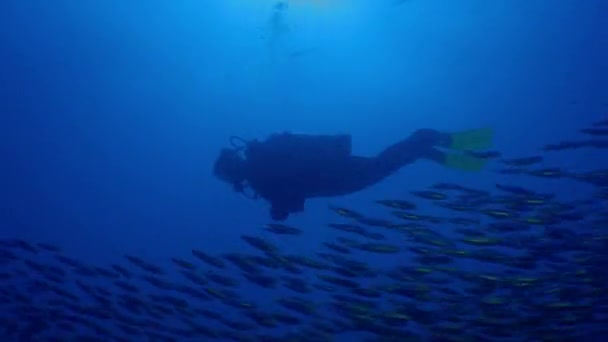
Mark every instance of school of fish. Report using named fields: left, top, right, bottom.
left=1, top=118, right=607, bottom=341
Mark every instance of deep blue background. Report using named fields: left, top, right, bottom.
left=0, top=0, right=607, bottom=339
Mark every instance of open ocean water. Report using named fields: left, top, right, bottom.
left=1, top=0, right=607, bottom=341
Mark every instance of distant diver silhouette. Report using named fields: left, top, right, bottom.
left=267, top=1, right=290, bottom=62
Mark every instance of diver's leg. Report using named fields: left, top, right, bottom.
left=376, top=128, right=490, bottom=173
left=335, top=130, right=447, bottom=193
left=375, top=129, right=451, bottom=171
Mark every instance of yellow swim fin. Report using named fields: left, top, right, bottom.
left=449, top=128, right=494, bottom=151
left=444, top=153, right=488, bottom=172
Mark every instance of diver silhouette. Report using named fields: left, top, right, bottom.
left=266, top=1, right=289, bottom=62
left=214, top=128, right=493, bottom=221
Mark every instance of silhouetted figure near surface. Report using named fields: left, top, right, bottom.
left=267, top=1, right=289, bottom=62
left=214, top=128, right=493, bottom=221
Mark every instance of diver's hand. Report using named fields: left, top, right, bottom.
left=270, top=207, right=289, bottom=221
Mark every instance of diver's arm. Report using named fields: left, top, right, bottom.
left=269, top=196, right=305, bottom=221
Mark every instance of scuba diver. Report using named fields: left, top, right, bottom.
left=213, top=128, right=494, bottom=221
left=266, top=1, right=290, bottom=62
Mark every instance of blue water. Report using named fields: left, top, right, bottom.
left=1, top=0, right=607, bottom=341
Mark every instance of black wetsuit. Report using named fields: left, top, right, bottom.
left=241, top=129, right=451, bottom=221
